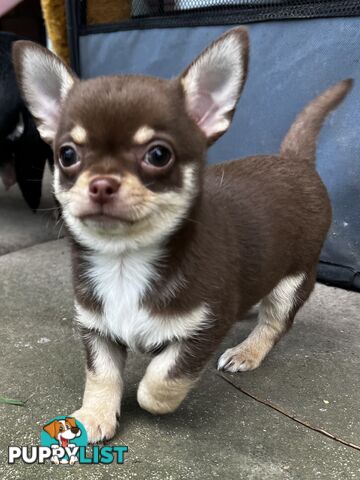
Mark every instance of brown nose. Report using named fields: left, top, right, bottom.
left=89, top=177, right=120, bottom=204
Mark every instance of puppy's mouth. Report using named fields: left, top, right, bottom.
left=59, top=436, right=69, bottom=448
left=76, top=204, right=151, bottom=230
left=82, top=213, right=136, bottom=226
left=72, top=200, right=143, bottom=226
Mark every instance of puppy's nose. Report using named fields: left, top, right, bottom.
left=71, top=427, right=80, bottom=434
left=89, top=177, right=120, bottom=204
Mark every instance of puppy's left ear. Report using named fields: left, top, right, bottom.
left=180, top=27, right=249, bottom=144
left=12, top=41, right=77, bottom=144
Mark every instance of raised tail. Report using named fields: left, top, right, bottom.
left=280, top=79, right=353, bottom=163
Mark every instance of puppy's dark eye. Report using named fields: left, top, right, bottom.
left=59, top=146, right=78, bottom=168
left=144, top=145, right=172, bottom=168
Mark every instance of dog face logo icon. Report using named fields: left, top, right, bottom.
left=41, top=416, right=87, bottom=465
left=43, top=417, right=81, bottom=448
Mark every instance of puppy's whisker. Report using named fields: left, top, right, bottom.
left=36, top=206, right=62, bottom=212
left=57, top=219, right=65, bottom=239
left=186, top=217, right=203, bottom=226
left=219, top=168, right=225, bottom=188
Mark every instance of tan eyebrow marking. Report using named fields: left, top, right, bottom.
left=70, top=125, right=87, bottom=144
left=133, top=126, right=155, bottom=144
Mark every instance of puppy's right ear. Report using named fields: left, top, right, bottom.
left=12, top=41, right=77, bottom=144
left=43, top=420, right=60, bottom=439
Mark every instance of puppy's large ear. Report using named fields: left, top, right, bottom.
left=180, top=27, right=248, bottom=143
left=65, top=417, right=77, bottom=428
left=43, top=420, right=60, bottom=439
left=12, top=41, right=76, bottom=144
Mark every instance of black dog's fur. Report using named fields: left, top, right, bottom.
left=0, top=32, right=53, bottom=210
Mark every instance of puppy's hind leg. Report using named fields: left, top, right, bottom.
left=218, top=271, right=315, bottom=372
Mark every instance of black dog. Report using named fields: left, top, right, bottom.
left=0, top=32, right=53, bottom=210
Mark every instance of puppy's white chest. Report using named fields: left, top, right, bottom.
left=77, top=249, right=209, bottom=351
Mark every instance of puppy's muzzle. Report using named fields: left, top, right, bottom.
left=89, top=177, right=120, bottom=205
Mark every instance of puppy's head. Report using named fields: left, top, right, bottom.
left=13, top=28, right=248, bottom=253
left=43, top=417, right=80, bottom=443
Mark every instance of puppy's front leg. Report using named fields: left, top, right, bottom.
left=72, top=327, right=126, bottom=443
left=137, top=343, right=197, bottom=415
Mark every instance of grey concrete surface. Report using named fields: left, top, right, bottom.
left=0, top=239, right=359, bottom=479
left=0, top=168, right=61, bottom=255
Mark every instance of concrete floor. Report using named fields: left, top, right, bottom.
left=0, top=168, right=61, bottom=255
left=0, top=182, right=359, bottom=479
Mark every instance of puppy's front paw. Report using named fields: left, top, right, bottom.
left=137, top=381, right=179, bottom=415
left=217, top=344, right=263, bottom=372
left=137, top=376, right=192, bottom=415
left=71, top=408, right=118, bottom=443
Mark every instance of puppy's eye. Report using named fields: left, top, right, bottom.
left=59, top=146, right=78, bottom=169
left=144, top=145, right=172, bottom=168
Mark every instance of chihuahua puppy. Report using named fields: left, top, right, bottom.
left=13, top=28, right=351, bottom=443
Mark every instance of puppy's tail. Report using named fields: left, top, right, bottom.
left=280, top=79, right=353, bottom=164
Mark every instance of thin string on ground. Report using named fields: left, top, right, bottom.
left=218, top=372, right=360, bottom=452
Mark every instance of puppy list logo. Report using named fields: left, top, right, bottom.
left=8, top=416, right=128, bottom=465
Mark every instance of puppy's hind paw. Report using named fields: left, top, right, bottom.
left=71, top=408, right=118, bottom=444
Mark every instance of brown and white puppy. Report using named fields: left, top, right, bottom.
left=13, top=28, right=351, bottom=443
